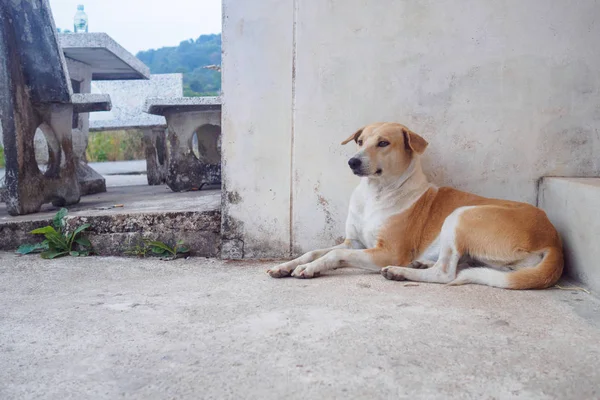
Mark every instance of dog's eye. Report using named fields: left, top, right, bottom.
left=357, top=140, right=363, bottom=146
left=378, top=141, right=390, bottom=148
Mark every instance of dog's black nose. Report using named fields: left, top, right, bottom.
left=348, top=158, right=362, bottom=170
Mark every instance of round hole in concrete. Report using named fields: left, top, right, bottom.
left=190, top=124, right=221, bottom=164
left=33, top=127, right=49, bottom=173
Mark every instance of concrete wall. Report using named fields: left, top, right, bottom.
left=221, top=0, right=294, bottom=258
left=539, top=178, right=600, bottom=294
left=222, top=0, right=600, bottom=258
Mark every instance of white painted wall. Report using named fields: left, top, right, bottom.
left=539, top=178, right=600, bottom=294
left=222, top=0, right=600, bottom=258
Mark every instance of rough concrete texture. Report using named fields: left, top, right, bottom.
left=222, top=0, right=600, bottom=257
left=59, top=33, right=150, bottom=81
left=146, top=101, right=221, bottom=192
left=539, top=178, right=600, bottom=295
left=76, top=162, right=107, bottom=196
left=90, top=74, right=183, bottom=131
left=143, top=127, right=168, bottom=186
left=66, top=210, right=221, bottom=257
left=1, top=255, right=600, bottom=399
left=165, top=113, right=221, bottom=192
left=0, top=186, right=221, bottom=257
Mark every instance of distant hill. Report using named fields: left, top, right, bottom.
left=136, top=34, right=221, bottom=97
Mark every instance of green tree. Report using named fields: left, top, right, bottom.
left=136, top=33, right=222, bottom=97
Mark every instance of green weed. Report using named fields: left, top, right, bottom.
left=16, top=208, right=93, bottom=259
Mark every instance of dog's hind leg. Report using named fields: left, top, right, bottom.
left=267, top=239, right=363, bottom=278
left=381, top=207, right=469, bottom=284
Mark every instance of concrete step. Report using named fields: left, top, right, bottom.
left=0, top=185, right=221, bottom=257
left=539, top=177, right=600, bottom=294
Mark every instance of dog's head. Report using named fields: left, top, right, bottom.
left=341, top=122, right=428, bottom=178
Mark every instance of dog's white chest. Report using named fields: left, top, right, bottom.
left=347, top=185, right=406, bottom=249
left=347, top=179, right=431, bottom=249
left=359, top=209, right=388, bottom=248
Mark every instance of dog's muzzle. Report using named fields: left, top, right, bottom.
left=348, top=157, right=362, bottom=171
left=348, top=157, right=370, bottom=176
left=348, top=157, right=382, bottom=177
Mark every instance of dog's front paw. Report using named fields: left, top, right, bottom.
left=381, top=266, right=406, bottom=281
left=267, top=263, right=295, bottom=278
left=291, top=264, right=321, bottom=279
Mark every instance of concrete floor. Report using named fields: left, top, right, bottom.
left=89, top=160, right=148, bottom=187
left=1, top=160, right=148, bottom=188
left=89, top=160, right=147, bottom=176
left=1, top=254, right=600, bottom=399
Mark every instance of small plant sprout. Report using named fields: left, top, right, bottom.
left=144, top=239, right=190, bottom=260
left=124, top=240, right=149, bottom=258
left=16, top=208, right=93, bottom=259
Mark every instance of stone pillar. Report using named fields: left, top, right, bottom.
left=142, top=126, right=168, bottom=185
left=65, top=58, right=107, bottom=196
left=164, top=111, right=221, bottom=192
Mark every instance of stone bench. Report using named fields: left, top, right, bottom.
left=59, top=33, right=151, bottom=196
left=72, top=93, right=112, bottom=113
left=0, top=0, right=113, bottom=215
left=144, top=97, right=221, bottom=192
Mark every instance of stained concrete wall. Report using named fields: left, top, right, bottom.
left=221, top=0, right=294, bottom=258
left=222, top=0, right=600, bottom=258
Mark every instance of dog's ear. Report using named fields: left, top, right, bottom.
left=402, top=128, right=428, bottom=154
left=341, top=127, right=364, bottom=145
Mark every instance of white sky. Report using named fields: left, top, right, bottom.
left=49, top=0, right=222, bottom=54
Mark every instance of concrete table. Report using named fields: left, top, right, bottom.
left=144, top=97, right=221, bottom=192
left=58, top=33, right=150, bottom=195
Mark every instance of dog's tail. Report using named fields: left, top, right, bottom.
left=448, top=247, right=564, bottom=290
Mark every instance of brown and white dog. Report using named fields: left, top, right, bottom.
left=267, top=122, right=563, bottom=289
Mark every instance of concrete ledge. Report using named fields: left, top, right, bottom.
left=144, top=96, right=221, bottom=115
left=0, top=186, right=221, bottom=257
left=65, top=210, right=221, bottom=257
left=539, top=177, right=600, bottom=293
left=72, top=93, right=112, bottom=113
